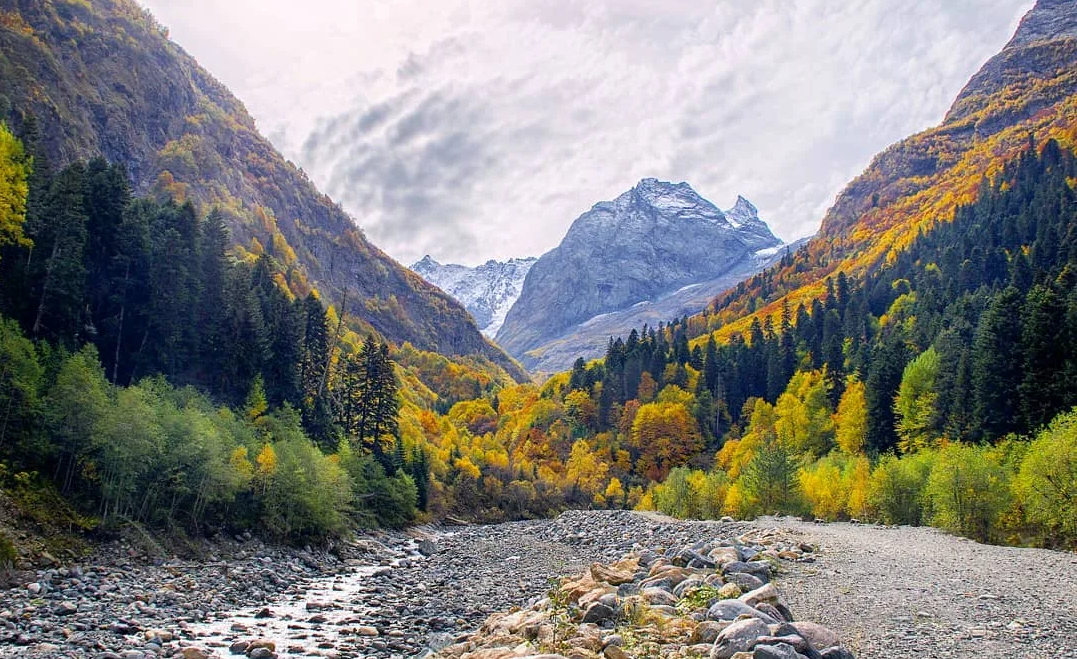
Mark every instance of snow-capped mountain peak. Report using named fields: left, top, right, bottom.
left=411, top=256, right=538, bottom=337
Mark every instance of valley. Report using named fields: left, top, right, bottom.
left=0, top=1, right=1076, bottom=658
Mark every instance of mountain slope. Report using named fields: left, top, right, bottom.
left=689, top=0, right=1077, bottom=346
left=411, top=256, right=536, bottom=338
left=496, top=179, right=782, bottom=367
left=0, top=0, right=526, bottom=381
left=520, top=240, right=804, bottom=373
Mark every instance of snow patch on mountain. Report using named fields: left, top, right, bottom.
left=411, top=256, right=537, bottom=337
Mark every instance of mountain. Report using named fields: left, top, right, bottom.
left=411, top=256, right=537, bottom=338
left=689, top=0, right=1077, bottom=344
left=523, top=238, right=808, bottom=373
left=0, top=0, right=526, bottom=381
left=495, top=178, right=783, bottom=369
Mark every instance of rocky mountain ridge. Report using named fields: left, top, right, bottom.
left=411, top=256, right=537, bottom=338
left=0, top=0, right=525, bottom=380
left=496, top=179, right=783, bottom=369
left=692, top=0, right=1077, bottom=343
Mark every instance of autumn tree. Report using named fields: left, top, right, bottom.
left=894, top=347, right=941, bottom=452
left=834, top=378, right=868, bottom=454
left=0, top=124, right=30, bottom=259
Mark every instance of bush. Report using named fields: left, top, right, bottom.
left=924, top=443, right=1013, bottom=543
left=868, top=450, right=934, bottom=525
left=340, top=447, right=417, bottom=529
left=800, top=452, right=873, bottom=521
left=1014, top=408, right=1077, bottom=547
left=799, top=454, right=846, bottom=520
left=258, top=415, right=353, bottom=541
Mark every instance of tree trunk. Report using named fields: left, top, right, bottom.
left=32, top=242, right=61, bottom=335
left=112, top=264, right=129, bottom=383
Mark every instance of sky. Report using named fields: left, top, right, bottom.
left=139, top=0, right=1032, bottom=267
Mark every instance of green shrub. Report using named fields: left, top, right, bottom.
left=1014, top=408, right=1077, bottom=547
left=925, top=443, right=1013, bottom=543
left=868, top=450, right=934, bottom=525
left=339, top=444, right=417, bottom=529
left=258, top=413, right=353, bottom=541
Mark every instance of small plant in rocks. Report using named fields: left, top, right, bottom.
left=676, top=584, right=726, bottom=613
left=0, top=532, right=16, bottom=570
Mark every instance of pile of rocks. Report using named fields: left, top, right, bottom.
left=436, top=533, right=852, bottom=659
left=0, top=531, right=414, bottom=658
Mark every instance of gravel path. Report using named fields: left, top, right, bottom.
left=760, top=519, right=1077, bottom=658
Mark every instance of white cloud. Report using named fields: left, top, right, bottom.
left=140, top=0, right=1032, bottom=266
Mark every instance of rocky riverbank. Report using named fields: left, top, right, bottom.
left=1, top=511, right=1074, bottom=659
left=437, top=526, right=849, bottom=659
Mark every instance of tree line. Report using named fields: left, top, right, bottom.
left=0, top=123, right=428, bottom=539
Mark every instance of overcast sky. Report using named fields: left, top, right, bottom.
left=139, top=0, right=1031, bottom=267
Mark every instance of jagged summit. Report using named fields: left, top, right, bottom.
left=1006, top=0, right=1077, bottom=48
left=495, top=180, right=782, bottom=368
left=411, top=256, right=537, bottom=338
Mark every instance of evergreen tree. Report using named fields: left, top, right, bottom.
left=971, top=286, right=1024, bottom=440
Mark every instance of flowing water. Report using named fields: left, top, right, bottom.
left=178, top=541, right=427, bottom=658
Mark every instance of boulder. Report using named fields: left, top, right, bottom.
left=739, top=584, right=780, bottom=608
left=641, top=587, right=678, bottom=607
left=706, top=599, right=777, bottom=624
left=722, top=562, right=771, bottom=583
left=581, top=603, right=615, bottom=624
left=791, top=622, right=841, bottom=651
left=590, top=558, right=639, bottom=586
left=752, top=644, right=807, bottom=659
left=711, top=618, right=771, bottom=659
left=691, top=621, right=727, bottom=644
left=725, top=573, right=765, bottom=592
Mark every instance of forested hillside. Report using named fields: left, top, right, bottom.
left=0, top=0, right=524, bottom=379
left=0, top=0, right=1074, bottom=554
left=686, top=0, right=1077, bottom=344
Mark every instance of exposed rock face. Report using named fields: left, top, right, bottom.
left=496, top=179, right=782, bottom=368
left=0, top=0, right=525, bottom=381
left=517, top=240, right=806, bottom=374
left=412, top=256, right=537, bottom=337
left=1004, top=0, right=1077, bottom=48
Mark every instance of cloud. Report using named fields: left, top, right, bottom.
left=140, top=0, right=1032, bottom=266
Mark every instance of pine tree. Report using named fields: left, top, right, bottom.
left=971, top=287, right=1024, bottom=440
left=1018, top=284, right=1067, bottom=430
left=29, top=163, right=89, bottom=347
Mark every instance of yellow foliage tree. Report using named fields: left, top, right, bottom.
left=255, top=443, right=277, bottom=495
left=630, top=401, right=702, bottom=482
left=604, top=477, right=625, bottom=507
left=0, top=124, right=30, bottom=259
left=565, top=439, right=609, bottom=497
left=834, top=378, right=868, bottom=454
left=230, top=446, right=255, bottom=482
left=716, top=398, right=774, bottom=480
left=774, top=368, right=834, bottom=456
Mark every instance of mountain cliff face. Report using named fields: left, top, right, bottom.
left=691, top=0, right=1077, bottom=343
left=520, top=239, right=804, bottom=374
left=0, top=0, right=526, bottom=380
left=495, top=179, right=782, bottom=368
left=411, top=256, right=537, bottom=338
